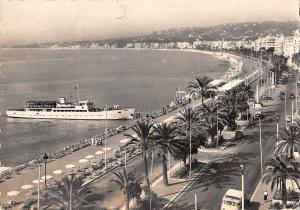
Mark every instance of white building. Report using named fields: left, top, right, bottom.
left=282, top=37, right=295, bottom=58
left=134, top=43, right=143, bottom=49
left=261, top=35, right=276, bottom=50
left=254, top=37, right=263, bottom=51
left=274, top=35, right=285, bottom=56
left=177, top=42, right=190, bottom=49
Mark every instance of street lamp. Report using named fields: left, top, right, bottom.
left=291, top=94, right=295, bottom=123
left=296, top=82, right=298, bottom=114
left=239, top=163, right=245, bottom=210
left=276, top=114, right=280, bottom=140
left=189, top=119, right=192, bottom=176
left=259, top=116, right=263, bottom=177
left=43, top=153, right=48, bottom=189
left=120, top=139, right=130, bottom=169
left=34, top=159, right=41, bottom=210
left=285, top=90, right=287, bottom=128
left=105, top=104, right=108, bottom=171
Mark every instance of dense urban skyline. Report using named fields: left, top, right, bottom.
left=0, top=0, right=299, bottom=45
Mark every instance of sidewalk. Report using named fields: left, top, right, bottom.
left=0, top=106, right=180, bottom=203
left=250, top=179, right=275, bottom=210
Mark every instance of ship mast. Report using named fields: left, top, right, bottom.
left=75, top=84, right=80, bottom=102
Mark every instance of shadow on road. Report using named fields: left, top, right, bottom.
left=189, top=152, right=257, bottom=191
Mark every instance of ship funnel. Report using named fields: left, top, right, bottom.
left=58, top=97, right=66, bottom=104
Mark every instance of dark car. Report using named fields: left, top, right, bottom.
left=290, top=93, right=295, bottom=99
left=279, top=92, right=285, bottom=100
left=260, top=95, right=272, bottom=100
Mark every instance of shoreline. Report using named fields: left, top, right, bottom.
left=1, top=49, right=239, bottom=173
left=0, top=52, right=263, bottom=205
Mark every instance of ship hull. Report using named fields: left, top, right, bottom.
left=6, top=109, right=135, bottom=120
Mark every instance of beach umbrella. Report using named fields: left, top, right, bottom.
left=65, top=164, right=75, bottom=169
left=103, top=147, right=112, bottom=151
left=41, top=175, right=53, bottom=180
left=7, top=191, right=20, bottom=196
left=53, top=170, right=63, bottom=175
left=95, top=151, right=104, bottom=155
left=32, top=179, right=44, bottom=184
left=21, top=184, right=34, bottom=190
left=85, top=155, right=94, bottom=159
left=78, top=159, right=88, bottom=163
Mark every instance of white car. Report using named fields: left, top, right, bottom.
left=221, top=189, right=242, bottom=210
left=286, top=115, right=292, bottom=122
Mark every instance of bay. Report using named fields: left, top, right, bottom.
left=0, top=48, right=228, bottom=166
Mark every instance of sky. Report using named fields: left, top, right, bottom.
left=0, top=0, right=299, bottom=45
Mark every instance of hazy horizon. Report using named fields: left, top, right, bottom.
left=0, top=0, right=298, bottom=45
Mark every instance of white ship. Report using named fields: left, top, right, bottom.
left=6, top=97, right=135, bottom=120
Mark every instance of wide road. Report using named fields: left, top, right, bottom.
left=174, top=72, right=298, bottom=209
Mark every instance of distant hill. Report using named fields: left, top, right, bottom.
left=127, top=21, right=299, bottom=42
left=11, top=21, right=299, bottom=48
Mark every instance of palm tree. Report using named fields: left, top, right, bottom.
left=219, top=89, right=239, bottom=129
left=274, top=127, right=300, bottom=159
left=175, top=107, right=199, bottom=136
left=42, top=174, right=97, bottom=210
left=187, top=76, right=216, bottom=103
left=124, top=120, right=154, bottom=189
left=262, top=156, right=300, bottom=208
left=112, top=168, right=143, bottom=210
left=152, top=122, right=186, bottom=185
left=236, top=83, right=253, bottom=120
left=198, top=100, right=228, bottom=147
left=175, top=107, right=207, bottom=167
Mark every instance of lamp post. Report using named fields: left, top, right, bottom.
left=291, top=94, right=295, bottom=123
left=120, top=139, right=130, bottom=169
left=285, top=89, right=287, bottom=128
left=69, top=173, right=74, bottom=210
left=259, top=116, right=263, bottom=177
left=239, top=163, right=245, bottom=210
left=105, top=104, right=108, bottom=171
left=38, top=163, right=41, bottom=209
left=296, top=82, right=298, bottom=114
left=189, top=119, right=192, bottom=177
left=216, top=107, right=219, bottom=148
left=276, top=114, right=280, bottom=141
left=43, top=153, right=48, bottom=189
left=34, top=159, right=41, bottom=210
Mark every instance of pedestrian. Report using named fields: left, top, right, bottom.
left=264, top=191, right=268, bottom=201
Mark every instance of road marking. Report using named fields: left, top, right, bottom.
left=250, top=178, right=262, bottom=202
left=163, top=162, right=210, bottom=208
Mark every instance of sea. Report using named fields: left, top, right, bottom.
left=0, top=48, right=228, bottom=166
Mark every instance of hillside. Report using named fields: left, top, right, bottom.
left=128, top=21, right=298, bottom=42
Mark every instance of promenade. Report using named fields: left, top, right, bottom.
left=0, top=55, right=260, bottom=209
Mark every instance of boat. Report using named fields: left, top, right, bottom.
left=6, top=97, right=135, bottom=120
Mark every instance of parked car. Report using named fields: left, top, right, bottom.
left=260, top=95, right=272, bottom=100
left=254, top=111, right=265, bottom=119
left=279, top=92, right=285, bottom=100
left=221, top=189, right=242, bottom=210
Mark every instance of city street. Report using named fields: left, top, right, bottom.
left=173, top=72, right=297, bottom=209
